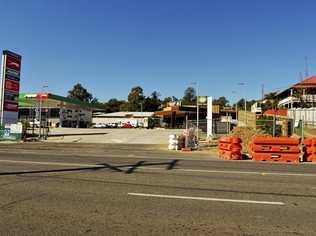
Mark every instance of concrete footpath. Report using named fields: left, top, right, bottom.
left=47, top=128, right=183, bottom=144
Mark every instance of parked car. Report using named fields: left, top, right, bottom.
left=29, top=120, right=40, bottom=128
left=107, top=123, right=118, bottom=128
left=92, top=123, right=106, bottom=128
left=122, top=123, right=133, bottom=128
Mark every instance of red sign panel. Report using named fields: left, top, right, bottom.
left=4, top=101, right=18, bottom=112
left=5, top=80, right=20, bottom=92
left=6, top=55, right=21, bottom=72
left=37, top=93, right=49, bottom=100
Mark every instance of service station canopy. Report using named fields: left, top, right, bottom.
left=19, top=93, right=102, bottom=111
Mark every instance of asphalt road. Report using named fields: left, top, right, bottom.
left=0, top=143, right=316, bottom=235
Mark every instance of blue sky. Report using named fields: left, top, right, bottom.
left=1, top=0, right=315, bottom=103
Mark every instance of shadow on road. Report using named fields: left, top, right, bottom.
left=0, top=160, right=179, bottom=176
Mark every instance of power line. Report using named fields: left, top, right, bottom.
left=304, top=56, right=309, bottom=78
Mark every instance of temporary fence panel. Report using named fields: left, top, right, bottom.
left=188, top=119, right=234, bottom=140
left=255, top=118, right=293, bottom=137
left=238, top=111, right=256, bottom=128
left=213, top=120, right=232, bottom=135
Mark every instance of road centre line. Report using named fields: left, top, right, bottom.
left=0, top=159, right=316, bottom=177
left=128, top=192, right=285, bottom=205
left=141, top=167, right=316, bottom=177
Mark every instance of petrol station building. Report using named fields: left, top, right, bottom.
left=18, top=93, right=102, bottom=128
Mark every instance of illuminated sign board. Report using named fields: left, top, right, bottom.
left=0, top=50, right=22, bottom=125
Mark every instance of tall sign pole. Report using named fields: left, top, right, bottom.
left=0, top=54, right=5, bottom=125
left=0, top=50, right=22, bottom=126
left=207, top=96, right=213, bottom=138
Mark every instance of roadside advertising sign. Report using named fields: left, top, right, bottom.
left=0, top=50, right=22, bottom=126
left=37, top=93, right=49, bottom=100
left=198, top=96, right=208, bottom=105
left=5, top=79, right=20, bottom=92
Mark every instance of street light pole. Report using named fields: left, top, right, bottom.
left=196, top=82, right=199, bottom=145
left=38, top=95, right=42, bottom=139
left=232, top=91, right=238, bottom=123
left=190, top=82, right=199, bottom=146
left=238, top=83, right=247, bottom=126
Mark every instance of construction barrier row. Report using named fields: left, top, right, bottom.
left=249, top=137, right=301, bottom=163
left=303, top=138, right=316, bottom=162
left=218, top=136, right=316, bottom=163
left=218, top=136, right=242, bottom=160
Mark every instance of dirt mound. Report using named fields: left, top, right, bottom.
left=231, top=127, right=270, bottom=153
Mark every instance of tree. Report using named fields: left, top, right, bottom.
left=235, top=98, right=256, bottom=111
left=91, top=97, right=100, bottom=105
left=264, top=92, right=278, bottom=101
left=68, top=83, right=93, bottom=102
left=213, top=96, right=229, bottom=108
left=144, top=91, right=162, bottom=111
left=247, top=99, right=257, bottom=110
left=235, top=98, right=245, bottom=110
left=104, top=98, right=126, bottom=113
left=292, top=88, right=311, bottom=108
left=162, top=96, right=172, bottom=105
left=261, top=92, right=279, bottom=112
left=162, top=96, right=178, bottom=104
left=127, top=86, right=145, bottom=111
left=119, top=102, right=129, bottom=111
left=182, top=87, right=196, bottom=105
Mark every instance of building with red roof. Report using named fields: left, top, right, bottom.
left=292, top=76, right=316, bottom=88
left=263, top=109, right=288, bottom=117
left=277, top=75, right=316, bottom=108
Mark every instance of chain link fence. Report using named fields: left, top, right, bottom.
left=187, top=119, right=234, bottom=140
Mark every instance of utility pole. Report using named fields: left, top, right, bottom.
left=238, top=82, right=247, bottom=126
left=232, top=91, right=238, bottom=124
left=185, top=114, right=188, bottom=149
left=140, top=102, right=143, bottom=113
left=299, top=72, right=303, bottom=82
left=38, top=95, right=42, bottom=139
left=305, top=56, right=309, bottom=78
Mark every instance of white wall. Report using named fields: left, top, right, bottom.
left=59, top=108, right=92, bottom=127
left=288, top=108, right=316, bottom=125
left=92, top=117, right=146, bottom=126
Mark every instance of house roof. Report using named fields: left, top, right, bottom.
left=264, top=109, right=288, bottom=117
left=93, top=112, right=155, bottom=118
left=275, top=75, right=316, bottom=98
left=292, top=76, right=316, bottom=89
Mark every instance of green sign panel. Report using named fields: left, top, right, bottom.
left=0, top=124, right=22, bottom=141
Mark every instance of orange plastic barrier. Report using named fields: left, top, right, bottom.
left=250, top=136, right=301, bottom=163
left=218, top=136, right=242, bottom=160
left=303, top=138, right=316, bottom=162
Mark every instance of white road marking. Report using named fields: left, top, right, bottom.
left=128, top=193, right=285, bottom=205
